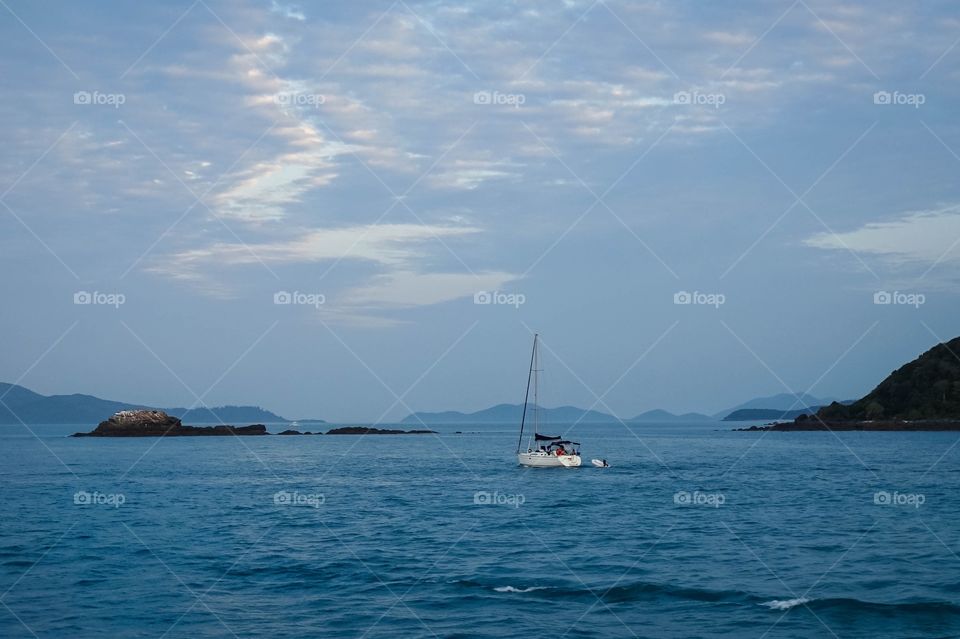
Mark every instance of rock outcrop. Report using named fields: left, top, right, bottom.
left=325, top=426, right=436, bottom=435
left=72, top=410, right=268, bottom=437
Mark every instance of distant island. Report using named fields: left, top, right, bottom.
left=723, top=407, right=826, bottom=421
left=401, top=403, right=715, bottom=424
left=401, top=394, right=840, bottom=424
left=740, top=336, right=960, bottom=431
left=629, top=409, right=712, bottom=422
left=716, top=393, right=838, bottom=421
left=401, top=403, right=616, bottom=424
left=0, top=382, right=324, bottom=425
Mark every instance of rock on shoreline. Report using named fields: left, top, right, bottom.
left=325, top=426, right=436, bottom=435
left=72, top=410, right=268, bottom=437
left=736, top=417, right=960, bottom=432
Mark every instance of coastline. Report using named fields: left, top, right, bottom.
left=736, top=420, right=960, bottom=432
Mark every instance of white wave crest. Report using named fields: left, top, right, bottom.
left=761, top=597, right=812, bottom=610
left=495, top=586, right=548, bottom=593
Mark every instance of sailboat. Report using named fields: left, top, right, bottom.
left=516, top=334, right=583, bottom=468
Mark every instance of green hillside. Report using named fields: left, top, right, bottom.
left=818, top=337, right=960, bottom=421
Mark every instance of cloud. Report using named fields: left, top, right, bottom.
left=704, top=31, right=755, bottom=47
left=270, top=1, right=305, bottom=22
left=717, top=67, right=783, bottom=92
left=156, top=223, right=484, bottom=274
left=210, top=123, right=352, bottom=222
left=184, top=0, right=914, bottom=225
left=430, top=158, right=524, bottom=190
left=151, top=222, right=521, bottom=313
left=343, top=270, right=518, bottom=307
left=804, top=206, right=960, bottom=266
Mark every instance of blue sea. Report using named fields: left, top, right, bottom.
left=2, top=422, right=960, bottom=638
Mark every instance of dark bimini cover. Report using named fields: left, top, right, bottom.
left=534, top=433, right=561, bottom=441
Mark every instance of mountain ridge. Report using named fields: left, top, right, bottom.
left=400, top=403, right=615, bottom=424
left=0, top=382, right=860, bottom=426
left=403, top=405, right=712, bottom=424
left=628, top=409, right=713, bottom=422
left=0, top=383, right=318, bottom=425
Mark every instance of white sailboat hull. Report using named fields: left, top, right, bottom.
left=518, top=451, right=582, bottom=467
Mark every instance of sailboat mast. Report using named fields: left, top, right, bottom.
left=532, top=337, right=539, bottom=435
left=517, top=334, right=538, bottom=453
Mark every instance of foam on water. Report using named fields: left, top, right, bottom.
left=494, top=586, right=549, bottom=593
left=761, top=597, right=812, bottom=610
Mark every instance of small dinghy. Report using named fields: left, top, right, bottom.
left=591, top=459, right=609, bottom=468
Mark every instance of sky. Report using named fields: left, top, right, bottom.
left=1, top=0, right=959, bottom=422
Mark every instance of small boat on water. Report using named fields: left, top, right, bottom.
left=516, top=334, right=582, bottom=468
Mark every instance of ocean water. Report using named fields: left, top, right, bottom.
left=2, top=422, right=960, bottom=638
